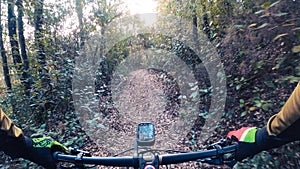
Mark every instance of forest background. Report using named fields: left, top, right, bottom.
left=0, top=0, right=300, bottom=168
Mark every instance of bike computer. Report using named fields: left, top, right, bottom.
left=136, top=122, right=155, bottom=146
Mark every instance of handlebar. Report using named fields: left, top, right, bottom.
left=53, top=153, right=136, bottom=167
left=54, top=123, right=237, bottom=168
left=161, top=144, right=236, bottom=165
left=53, top=142, right=237, bottom=168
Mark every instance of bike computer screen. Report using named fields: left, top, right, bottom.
left=136, top=122, right=155, bottom=146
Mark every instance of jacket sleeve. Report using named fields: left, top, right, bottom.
left=0, top=108, right=23, bottom=137
left=0, top=108, right=30, bottom=158
left=233, top=83, right=300, bottom=161
left=266, top=82, right=300, bottom=137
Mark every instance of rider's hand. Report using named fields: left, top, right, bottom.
left=227, top=127, right=289, bottom=161
left=227, top=127, right=259, bottom=161
left=24, top=136, right=69, bottom=169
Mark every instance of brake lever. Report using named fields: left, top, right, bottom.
left=207, top=139, right=230, bottom=149
left=199, top=157, right=236, bottom=168
left=69, top=148, right=92, bottom=157
left=56, top=149, right=92, bottom=169
left=200, top=139, right=237, bottom=167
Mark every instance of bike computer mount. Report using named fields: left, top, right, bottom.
left=136, top=122, right=155, bottom=146
left=135, top=122, right=157, bottom=169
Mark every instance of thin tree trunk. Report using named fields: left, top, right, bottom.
left=34, top=0, right=53, bottom=124
left=34, top=0, right=50, bottom=88
left=34, top=0, right=45, bottom=63
left=0, top=0, right=12, bottom=90
left=192, top=2, right=200, bottom=48
left=201, top=0, right=213, bottom=41
left=6, top=0, right=24, bottom=114
left=100, top=24, right=106, bottom=58
left=16, top=0, right=31, bottom=92
left=76, top=0, right=85, bottom=50
left=8, top=0, right=22, bottom=65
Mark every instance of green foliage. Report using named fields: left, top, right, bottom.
left=252, top=0, right=300, bottom=46
left=292, top=45, right=300, bottom=53
left=279, top=61, right=300, bottom=84
left=228, top=77, right=247, bottom=91
left=160, top=0, right=260, bottom=41
left=235, top=151, right=279, bottom=169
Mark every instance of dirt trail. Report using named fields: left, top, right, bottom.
left=91, top=68, right=227, bottom=168
left=114, top=69, right=167, bottom=124
left=93, top=69, right=182, bottom=154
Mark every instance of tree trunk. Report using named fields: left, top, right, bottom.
left=201, top=0, right=213, bottom=41
left=34, top=0, right=52, bottom=123
left=192, top=1, right=200, bottom=49
left=34, top=0, right=45, bottom=64
left=7, top=0, right=32, bottom=93
left=76, top=0, right=85, bottom=50
left=0, top=0, right=12, bottom=90
left=34, top=0, right=50, bottom=88
left=7, top=0, right=22, bottom=66
left=16, top=0, right=31, bottom=93
left=100, top=24, right=106, bottom=58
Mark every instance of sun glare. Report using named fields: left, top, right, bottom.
left=125, top=0, right=158, bottom=15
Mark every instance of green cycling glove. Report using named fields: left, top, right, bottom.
left=227, top=127, right=289, bottom=161
left=23, top=136, right=69, bottom=169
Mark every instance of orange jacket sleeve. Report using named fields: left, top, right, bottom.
left=267, top=82, right=300, bottom=136
left=0, top=108, right=23, bottom=137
